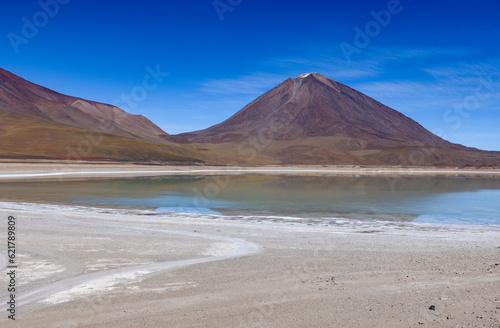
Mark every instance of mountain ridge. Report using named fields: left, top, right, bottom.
left=0, top=68, right=199, bottom=163
left=1, top=68, right=498, bottom=166
left=0, top=68, right=170, bottom=142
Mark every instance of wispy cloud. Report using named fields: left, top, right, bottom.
left=339, top=47, right=500, bottom=109
left=350, top=55, right=500, bottom=147
left=199, top=72, right=287, bottom=95
left=260, top=46, right=478, bottom=83
left=264, top=54, right=381, bottom=81
left=369, top=47, right=478, bottom=62
left=354, top=67, right=500, bottom=113
left=352, top=80, right=460, bottom=116
left=423, top=59, right=500, bottom=82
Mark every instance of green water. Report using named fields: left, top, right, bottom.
left=1, top=174, right=500, bottom=225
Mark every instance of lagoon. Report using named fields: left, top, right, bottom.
left=1, top=174, right=499, bottom=226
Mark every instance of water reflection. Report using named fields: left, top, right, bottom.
left=1, top=174, right=499, bottom=224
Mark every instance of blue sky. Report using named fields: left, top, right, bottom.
left=2, top=0, right=500, bottom=150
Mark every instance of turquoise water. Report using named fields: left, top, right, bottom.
left=1, top=174, right=499, bottom=226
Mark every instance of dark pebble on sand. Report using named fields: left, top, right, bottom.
left=429, top=305, right=435, bottom=311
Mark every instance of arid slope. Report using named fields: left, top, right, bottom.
left=0, top=68, right=200, bottom=163
left=175, top=73, right=500, bottom=166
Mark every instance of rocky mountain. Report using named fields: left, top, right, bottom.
left=176, top=73, right=500, bottom=166
left=0, top=68, right=170, bottom=142
left=1, top=68, right=498, bottom=166
left=0, top=68, right=199, bottom=162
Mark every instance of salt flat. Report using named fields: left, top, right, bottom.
left=0, top=200, right=499, bottom=327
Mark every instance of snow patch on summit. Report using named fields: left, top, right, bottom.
left=298, top=72, right=323, bottom=79
left=298, top=73, right=315, bottom=78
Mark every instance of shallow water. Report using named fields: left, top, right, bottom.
left=0, top=174, right=499, bottom=226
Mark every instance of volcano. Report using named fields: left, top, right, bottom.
left=176, top=73, right=500, bottom=166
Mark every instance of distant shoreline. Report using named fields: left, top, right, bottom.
left=1, top=162, right=500, bottom=180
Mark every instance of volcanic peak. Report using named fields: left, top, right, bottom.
left=298, top=72, right=320, bottom=78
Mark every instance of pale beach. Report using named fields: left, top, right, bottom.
left=0, top=164, right=499, bottom=327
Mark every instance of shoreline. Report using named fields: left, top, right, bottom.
left=1, top=201, right=499, bottom=232
left=1, top=162, right=500, bottom=180
left=0, top=202, right=499, bottom=327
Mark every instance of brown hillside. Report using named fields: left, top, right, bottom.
left=0, top=68, right=200, bottom=163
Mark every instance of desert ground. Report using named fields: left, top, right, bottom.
left=0, top=163, right=499, bottom=327
left=1, top=161, right=500, bottom=180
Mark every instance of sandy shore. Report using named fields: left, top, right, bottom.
left=0, top=164, right=499, bottom=327
left=0, top=202, right=499, bottom=327
left=1, top=162, right=500, bottom=181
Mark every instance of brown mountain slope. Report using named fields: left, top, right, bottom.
left=0, top=68, right=200, bottom=163
left=0, top=68, right=168, bottom=142
left=176, top=73, right=500, bottom=166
